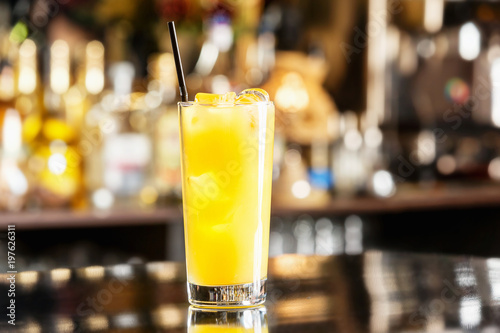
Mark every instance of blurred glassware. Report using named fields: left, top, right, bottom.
left=269, top=217, right=286, bottom=257
left=344, top=215, right=363, bottom=255
left=293, top=215, right=315, bottom=255
left=315, top=217, right=344, bottom=255
left=368, top=170, right=396, bottom=198
left=269, top=215, right=356, bottom=257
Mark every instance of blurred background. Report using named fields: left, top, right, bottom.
left=1, top=0, right=500, bottom=271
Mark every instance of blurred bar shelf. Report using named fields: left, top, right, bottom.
left=1, top=183, right=499, bottom=230
left=273, top=182, right=500, bottom=216
left=0, top=206, right=183, bottom=230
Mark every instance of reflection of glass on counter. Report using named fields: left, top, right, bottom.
left=188, top=306, right=267, bottom=333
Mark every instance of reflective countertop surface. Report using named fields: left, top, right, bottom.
left=1, top=251, right=500, bottom=332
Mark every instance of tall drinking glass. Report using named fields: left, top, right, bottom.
left=179, top=91, right=274, bottom=307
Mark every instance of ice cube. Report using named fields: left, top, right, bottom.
left=235, top=88, right=270, bottom=104
left=194, top=92, right=236, bottom=104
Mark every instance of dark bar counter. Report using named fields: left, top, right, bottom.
left=1, top=251, right=499, bottom=332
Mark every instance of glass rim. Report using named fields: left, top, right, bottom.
left=178, top=101, right=274, bottom=107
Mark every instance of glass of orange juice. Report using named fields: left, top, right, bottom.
left=188, top=306, right=268, bottom=332
left=179, top=89, right=274, bottom=307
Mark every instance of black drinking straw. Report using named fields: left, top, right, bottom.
left=168, top=21, right=188, bottom=102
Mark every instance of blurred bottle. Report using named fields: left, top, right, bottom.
left=309, top=137, right=333, bottom=192
left=0, top=32, right=32, bottom=211
left=30, top=40, right=84, bottom=208
left=360, top=112, right=396, bottom=198
left=15, top=39, right=43, bottom=147
left=81, top=41, right=107, bottom=206
left=272, top=146, right=310, bottom=207
left=344, top=215, right=363, bottom=255
left=0, top=108, right=29, bottom=211
left=272, top=145, right=328, bottom=208
left=272, top=131, right=286, bottom=182
left=82, top=41, right=106, bottom=101
left=190, top=8, right=234, bottom=94
left=93, top=62, right=154, bottom=209
left=148, top=53, right=182, bottom=203
left=332, top=111, right=368, bottom=196
left=293, top=215, right=315, bottom=255
left=315, top=217, right=344, bottom=255
left=234, top=0, right=275, bottom=87
left=0, top=32, right=16, bottom=118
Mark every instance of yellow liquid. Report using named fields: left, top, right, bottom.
left=180, top=102, right=274, bottom=286
left=189, top=326, right=268, bottom=333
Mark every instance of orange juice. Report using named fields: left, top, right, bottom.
left=179, top=90, right=274, bottom=306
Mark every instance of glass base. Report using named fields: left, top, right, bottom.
left=188, top=279, right=267, bottom=308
